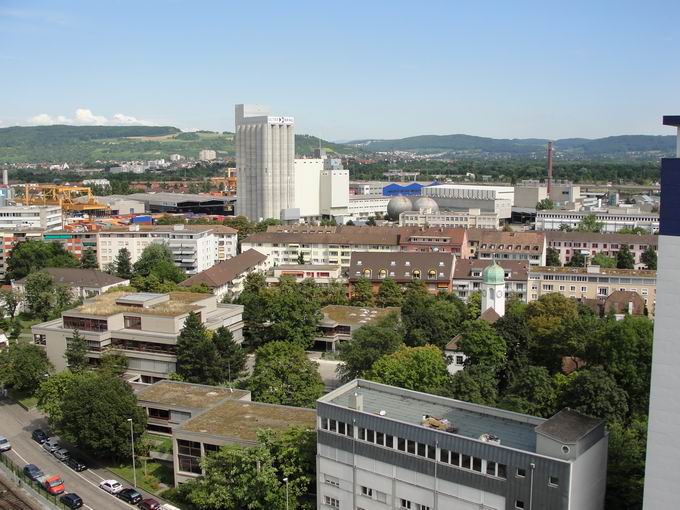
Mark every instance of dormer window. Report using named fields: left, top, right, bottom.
left=390, top=261, right=396, bottom=266
left=405, top=261, right=411, bottom=266
left=379, top=269, right=387, bottom=279
left=428, top=269, right=436, bottom=279
left=363, top=269, right=372, bottom=278
left=439, top=261, right=444, bottom=267
left=413, top=270, right=421, bottom=279
left=357, top=260, right=362, bottom=266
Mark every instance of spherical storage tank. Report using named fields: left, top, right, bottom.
left=387, top=196, right=413, bottom=221
left=413, top=196, right=439, bottom=214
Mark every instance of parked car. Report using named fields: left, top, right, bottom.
left=160, top=505, right=182, bottom=510
left=118, top=488, right=142, bottom=505
left=42, top=438, right=60, bottom=453
left=99, top=479, right=123, bottom=494
left=65, top=457, right=87, bottom=472
left=53, top=448, right=70, bottom=462
left=139, top=498, right=161, bottom=510
left=59, top=493, right=84, bottom=509
left=40, top=474, right=65, bottom=495
left=32, top=429, right=48, bottom=444
left=23, top=464, right=44, bottom=481
left=0, top=436, right=11, bottom=452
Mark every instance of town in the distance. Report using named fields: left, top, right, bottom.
left=0, top=105, right=675, bottom=510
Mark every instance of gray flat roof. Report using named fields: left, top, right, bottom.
left=323, top=380, right=543, bottom=453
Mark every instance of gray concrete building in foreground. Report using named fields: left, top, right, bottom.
left=317, top=379, right=607, bottom=510
left=235, top=104, right=296, bottom=221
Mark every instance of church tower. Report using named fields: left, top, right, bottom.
left=481, top=260, right=505, bottom=317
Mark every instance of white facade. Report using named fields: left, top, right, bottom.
left=399, top=209, right=500, bottom=229
left=345, top=195, right=389, bottom=221
left=198, top=149, right=217, bottom=161
left=535, top=209, right=659, bottom=233
left=294, top=158, right=323, bottom=218
left=97, top=225, right=236, bottom=275
left=423, top=184, right=514, bottom=219
left=320, top=167, right=350, bottom=219
left=0, top=205, right=62, bottom=230
left=235, top=104, right=295, bottom=221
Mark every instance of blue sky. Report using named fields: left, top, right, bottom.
left=1, top=0, right=679, bottom=140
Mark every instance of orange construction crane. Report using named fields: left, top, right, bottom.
left=22, top=184, right=110, bottom=214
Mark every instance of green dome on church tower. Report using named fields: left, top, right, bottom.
left=482, top=261, right=505, bottom=285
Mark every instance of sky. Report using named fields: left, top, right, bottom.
left=1, top=0, right=679, bottom=141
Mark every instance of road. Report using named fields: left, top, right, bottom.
left=0, top=400, right=165, bottom=510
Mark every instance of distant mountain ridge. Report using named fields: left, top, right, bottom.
left=346, top=133, right=675, bottom=159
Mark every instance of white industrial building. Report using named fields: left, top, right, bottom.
left=399, top=209, right=500, bottom=229
left=235, top=104, right=295, bottom=221
left=0, top=205, right=62, bottom=230
left=423, top=184, right=514, bottom=219
left=535, top=208, right=659, bottom=233
left=346, top=195, right=390, bottom=222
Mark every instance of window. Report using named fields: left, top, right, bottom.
left=148, top=407, right=170, bottom=420
left=33, top=334, right=46, bottom=346
left=361, top=486, right=373, bottom=497
left=516, top=468, right=526, bottom=478
left=549, top=476, right=559, bottom=487
left=124, top=315, right=142, bottom=330
left=376, top=490, right=387, bottom=503
left=455, top=355, right=465, bottom=365
left=324, top=496, right=340, bottom=508
left=412, top=269, right=421, bottom=279
left=177, top=439, right=202, bottom=474
left=379, top=269, right=387, bottom=278
left=515, top=501, right=525, bottom=510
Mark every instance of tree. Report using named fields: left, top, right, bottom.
left=36, top=371, right=80, bottom=427
left=499, top=366, right=556, bottom=417
left=318, top=280, right=348, bottom=306
left=376, top=278, right=403, bottom=307
left=616, top=244, right=635, bottom=269
left=176, top=312, right=214, bottom=383
left=536, top=198, right=555, bottom=210
left=248, top=342, right=324, bottom=408
left=0, top=340, right=53, bottom=393
left=0, top=289, right=21, bottom=319
left=213, top=326, right=247, bottom=383
left=64, top=329, right=88, bottom=373
left=24, top=270, right=54, bottom=321
left=237, top=272, right=270, bottom=347
left=265, top=278, right=322, bottom=349
left=6, top=240, right=78, bottom=280
left=557, top=367, right=629, bottom=423
left=133, top=243, right=185, bottom=283
left=640, top=246, right=657, bottom=270
left=466, top=291, right=481, bottom=320
left=114, top=248, right=133, bottom=279
left=296, top=251, right=305, bottom=265
left=545, top=247, right=561, bottom=267
left=80, top=248, right=98, bottom=269
left=566, top=250, right=586, bottom=267
left=576, top=214, right=603, bottom=233
left=449, top=366, right=498, bottom=406
left=350, top=277, right=374, bottom=306
left=98, top=351, right=129, bottom=377
left=606, top=418, right=647, bottom=510
left=401, top=283, right=464, bottom=349
left=591, top=253, right=616, bottom=268
left=366, top=345, right=450, bottom=395
left=525, top=293, right=578, bottom=342
left=58, top=372, right=146, bottom=459
left=456, top=320, right=507, bottom=370
left=337, top=313, right=403, bottom=382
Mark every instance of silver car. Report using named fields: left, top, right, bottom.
left=42, top=438, right=60, bottom=453
left=0, top=436, right=11, bottom=452
left=53, top=448, right=70, bottom=462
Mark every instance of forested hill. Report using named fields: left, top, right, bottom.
left=0, top=125, right=351, bottom=164
left=348, top=133, right=676, bottom=159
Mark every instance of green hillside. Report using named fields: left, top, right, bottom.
left=0, top=125, right=353, bottom=164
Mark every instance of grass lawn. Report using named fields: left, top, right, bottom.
left=110, top=459, right=174, bottom=496
left=9, top=388, right=38, bottom=409
left=18, top=315, right=42, bottom=333
left=145, top=433, right=173, bottom=454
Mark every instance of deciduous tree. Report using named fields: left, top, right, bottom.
left=557, top=367, right=629, bottom=423
left=449, top=366, right=498, bottom=406
left=6, top=240, right=78, bottom=280
left=366, top=345, right=450, bottom=395
left=376, top=278, right=403, bottom=307
left=0, top=340, right=53, bottom=393
left=350, top=277, right=374, bottom=306
left=456, top=320, right=507, bottom=370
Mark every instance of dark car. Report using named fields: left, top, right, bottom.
left=22, top=464, right=43, bottom=481
left=118, top=488, right=142, bottom=505
left=139, top=498, right=161, bottom=510
left=59, top=493, right=84, bottom=509
left=32, top=429, right=48, bottom=444
left=65, top=457, right=87, bottom=472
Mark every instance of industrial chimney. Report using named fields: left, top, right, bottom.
left=547, top=141, right=553, bottom=195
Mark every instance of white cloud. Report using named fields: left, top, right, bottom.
left=28, top=109, right=155, bottom=126
left=74, top=108, right=107, bottom=125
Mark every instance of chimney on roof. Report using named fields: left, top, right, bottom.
left=349, top=392, right=363, bottom=412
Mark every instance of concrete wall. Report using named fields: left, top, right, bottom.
left=294, top=158, right=323, bottom=217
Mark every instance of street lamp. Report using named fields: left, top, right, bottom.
left=283, top=477, right=289, bottom=510
left=127, top=418, right=137, bottom=488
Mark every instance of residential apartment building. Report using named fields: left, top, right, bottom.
left=399, top=209, right=501, bottom=230
left=0, top=228, right=44, bottom=280
left=468, top=230, right=546, bottom=266
left=452, top=260, right=529, bottom=302
left=0, top=205, right=62, bottom=230
left=267, top=264, right=343, bottom=286
left=423, top=184, right=514, bottom=218
left=398, top=227, right=468, bottom=257
left=97, top=224, right=237, bottom=275
left=179, top=249, right=271, bottom=301
left=198, top=149, right=217, bottom=161
left=545, top=231, right=658, bottom=268
left=32, top=291, right=245, bottom=382
left=235, top=104, right=295, bottom=221
left=528, top=265, right=656, bottom=316
left=317, top=379, right=607, bottom=510
left=13, top=268, right=128, bottom=301
left=348, top=252, right=456, bottom=295
left=535, top=209, right=659, bottom=233
left=44, top=229, right=99, bottom=262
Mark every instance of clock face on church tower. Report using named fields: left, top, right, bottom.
left=496, top=289, right=504, bottom=298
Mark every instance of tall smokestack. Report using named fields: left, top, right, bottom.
left=2, top=169, right=8, bottom=186
left=547, top=141, right=553, bottom=195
